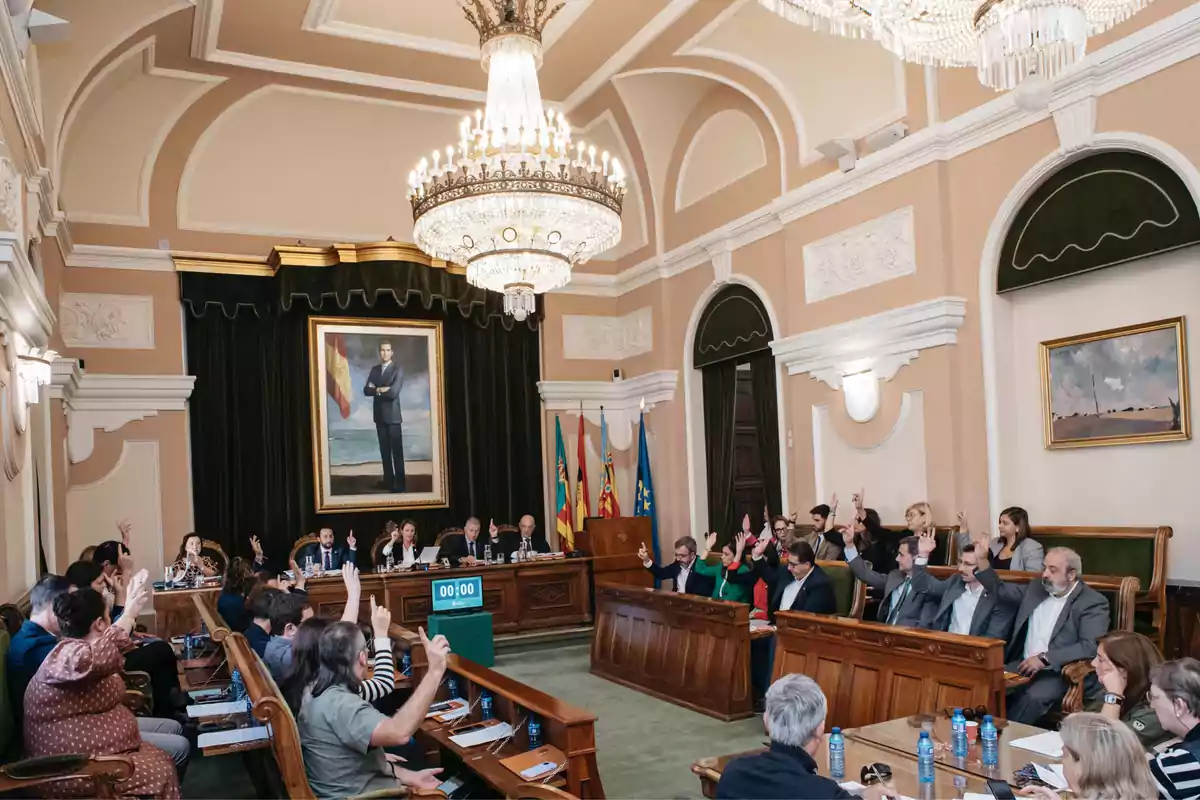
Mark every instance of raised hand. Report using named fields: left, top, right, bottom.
left=342, top=562, right=360, bottom=594
left=734, top=531, right=747, bottom=557
left=752, top=535, right=771, bottom=559
left=117, top=519, right=132, bottom=547
left=370, top=595, right=392, bottom=640
left=489, top=519, right=499, bottom=538
left=389, top=526, right=400, bottom=543
left=346, top=530, right=357, bottom=550
left=854, top=489, right=865, bottom=511
left=124, top=569, right=152, bottom=617
left=288, top=558, right=306, bottom=591
left=250, top=535, right=264, bottom=558
left=839, top=524, right=859, bottom=548
left=112, top=572, right=128, bottom=607
left=705, top=531, right=718, bottom=551
left=917, top=530, right=937, bottom=558
left=637, top=542, right=649, bottom=562
left=117, top=548, right=135, bottom=576
left=972, top=531, right=992, bottom=559
left=762, top=504, right=770, bottom=524
left=830, top=492, right=839, bottom=512
left=742, top=514, right=751, bottom=535
left=956, top=510, right=969, bottom=533
left=419, top=626, right=451, bottom=673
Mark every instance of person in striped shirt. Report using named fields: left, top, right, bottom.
left=1148, top=658, right=1200, bottom=799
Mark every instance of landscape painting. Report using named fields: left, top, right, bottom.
left=1041, top=317, right=1190, bottom=449
left=308, top=317, right=447, bottom=512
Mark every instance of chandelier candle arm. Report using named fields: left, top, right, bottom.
left=409, top=0, right=625, bottom=320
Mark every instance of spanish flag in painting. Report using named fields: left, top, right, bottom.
left=325, top=333, right=352, bottom=419
left=554, top=416, right=574, bottom=549
left=634, top=409, right=659, bottom=565
left=597, top=409, right=620, bottom=518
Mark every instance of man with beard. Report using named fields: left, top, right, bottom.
left=1000, top=547, right=1110, bottom=724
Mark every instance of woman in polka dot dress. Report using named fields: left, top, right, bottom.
left=24, top=570, right=181, bottom=799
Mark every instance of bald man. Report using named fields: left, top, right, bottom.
left=506, top=515, right=551, bottom=560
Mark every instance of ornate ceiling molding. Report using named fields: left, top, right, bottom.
left=538, top=370, right=677, bottom=451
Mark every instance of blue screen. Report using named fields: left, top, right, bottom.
left=431, top=575, right=483, bottom=612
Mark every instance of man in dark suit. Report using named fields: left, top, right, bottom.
left=718, top=673, right=880, bottom=800
left=844, top=533, right=935, bottom=627
left=298, top=527, right=357, bottom=573
left=910, top=531, right=1018, bottom=640
left=639, top=535, right=715, bottom=598
left=505, top=515, right=551, bottom=560
left=997, top=546, right=1110, bottom=724
left=363, top=340, right=406, bottom=492
left=441, top=517, right=491, bottom=566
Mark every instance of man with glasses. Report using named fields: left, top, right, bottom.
left=639, top=536, right=714, bottom=597
left=909, top=530, right=1018, bottom=640
left=845, top=533, right=934, bottom=628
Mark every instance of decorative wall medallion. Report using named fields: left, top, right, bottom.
left=562, top=307, right=653, bottom=360
left=59, top=294, right=155, bottom=349
left=803, top=206, right=916, bottom=303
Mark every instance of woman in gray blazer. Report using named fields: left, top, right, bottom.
left=955, top=506, right=1044, bottom=571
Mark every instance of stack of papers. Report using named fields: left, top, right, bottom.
left=188, top=688, right=225, bottom=701
left=197, top=726, right=269, bottom=748
left=449, top=722, right=512, bottom=747
left=1034, top=763, right=1069, bottom=790
left=187, top=701, right=245, bottom=718
left=1010, top=730, right=1064, bottom=757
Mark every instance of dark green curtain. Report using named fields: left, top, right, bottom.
left=185, top=292, right=543, bottom=570
left=749, top=352, right=782, bottom=518
left=702, top=360, right=738, bottom=540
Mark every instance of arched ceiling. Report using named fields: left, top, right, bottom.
left=40, top=0, right=916, bottom=273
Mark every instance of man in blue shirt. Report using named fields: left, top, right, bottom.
left=8, top=574, right=71, bottom=724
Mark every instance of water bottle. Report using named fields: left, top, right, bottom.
left=951, top=708, right=968, bottom=758
left=917, top=730, right=935, bottom=784
left=386, top=552, right=395, bottom=572
left=245, top=694, right=259, bottom=725
left=200, top=621, right=208, bottom=637
left=230, top=669, right=245, bottom=701
left=528, top=715, right=542, bottom=749
left=981, top=715, right=999, bottom=768
left=401, top=651, right=412, bottom=677
left=447, top=676, right=460, bottom=699
left=164, top=566, right=172, bottom=587
left=829, top=727, right=845, bottom=779
left=183, top=633, right=193, bottom=660
left=484, top=544, right=492, bottom=563
left=481, top=691, right=494, bottom=720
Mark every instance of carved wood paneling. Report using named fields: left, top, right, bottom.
left=590, top=583, right=753, bottom=721
left=772, top=611, right=1007, bottom=729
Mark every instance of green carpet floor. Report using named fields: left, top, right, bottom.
left=183, top=640, right=765, bottom=798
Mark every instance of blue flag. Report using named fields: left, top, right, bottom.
left=634, top=409, right=659, bottom=571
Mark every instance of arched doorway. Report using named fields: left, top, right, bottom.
left=692, top=283, right=781, bottom=541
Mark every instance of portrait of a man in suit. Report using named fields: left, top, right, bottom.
left=365, top=340, right=406, bottom=492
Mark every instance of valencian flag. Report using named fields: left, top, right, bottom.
left=597, top=408, right=620, bottom=517
left=574, top=413, right=590, bottom=534
left=554, top=416, right=574, bottom=549
left=325, top=333, right=352, bottom=418
left=634, top=408, right=659, bottom=566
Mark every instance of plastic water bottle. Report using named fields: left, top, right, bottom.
left=401, top=651, right=412, bottom=677
left=829, top=727, right=845, bottom=779
left=952, top=708, right=968, bottom=758
left=230, top=668, right=245, bottom=701
left=484, top=544, right=492, bottom=563
left=917, top=730, right=935, bottom=784
left=981, top=715, right=999, bottom=768
left=528, top=715, right=542, bottom=749
left=386, top=552, right=395, bottom=572
left=481, top=691, right=494, bottom=720
left=447, top=677, right=460, bottom=699
left=245, top=694, right=260, bottom=725
left=183, top=633, right=193, bottom=660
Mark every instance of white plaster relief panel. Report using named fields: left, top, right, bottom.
left=803, top=206, right=916, bottom=303
left=59, top=293, right=155, bottom=349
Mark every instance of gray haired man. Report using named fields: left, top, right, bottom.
left=716, top=674, right=887, bottom=799
left=1000, top=546, right=1110, bottom=724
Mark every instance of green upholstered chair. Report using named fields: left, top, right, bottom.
left=817, top=561, right=866, bottom=619
left=883, top=526, right=958, bottom=566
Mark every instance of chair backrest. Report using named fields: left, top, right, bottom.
left=435, top=529, right=464, bottom=549
left=226, top=632, right=315, bottom=800
left=288, top=534, right=320, bottom=567
left=816, top=561, right=867, bottom=619
left=881, top=525, right=957, bottom=565
left=370, top=532, right=393, bottom=567
left=1024, top=526, right=1168, bottom=599
left=201, top=539, right=229, bottom=574
left=511, top=784, right=579, bottom=800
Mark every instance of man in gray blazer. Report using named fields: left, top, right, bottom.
left=998, top=546, right=1110, bottom=724
left=910, top=532, right=1018, bottom=640
left=844, top=533, right=935, bottom=628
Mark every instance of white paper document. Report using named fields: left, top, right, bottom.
left=749, top=619, right=774, bottom=631
left=187, top=701, right=245, bottom=718
left=1010, top=730, right=1064, bottom=757
left=197, top=726, right=270, bottom=748
left=963, top=793, right=996, bottom=800
left=449, top=722, right=512, bottom=748
left=188, top=688, right=225, bottom=701
left=1034, top=763, right=1069, bottom=790
left=426, top=698, right=469, bottom=721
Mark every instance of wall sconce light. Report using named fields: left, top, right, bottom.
left=841, top=369, right=879, bottom=423
left=17, top=347, right=56, bottom=405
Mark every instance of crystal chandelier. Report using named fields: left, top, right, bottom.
left=409, top=0, right=626, bottom=321
left=757, top=0, right=1153, bottom=91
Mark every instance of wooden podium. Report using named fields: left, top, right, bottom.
left=577, top=517, right=653, bottom=588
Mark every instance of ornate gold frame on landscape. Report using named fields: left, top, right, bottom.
left=306, top=315, right=449, bottom=514
left=1040, top=316, right=1190, bottom=449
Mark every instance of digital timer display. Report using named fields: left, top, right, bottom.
left=430, top=575, right=483, bottom=613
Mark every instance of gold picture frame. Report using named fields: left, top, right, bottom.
left=307, top=316, right=448, bottom=512
left=1040, top=316, right=1190, bottom=449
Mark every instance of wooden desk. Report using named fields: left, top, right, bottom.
left=772, top=611, right=1008, bottom=728
left=154, top=560, right=593, bottom=640
left=692, top=734, right=992, bottom=799
left=849, top=716, right=1056, bottom=782
left=590, top=583, right=753, bottom=721
left=417, top=652, right=604, bottom=799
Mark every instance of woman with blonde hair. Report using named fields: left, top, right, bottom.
left=904, top=502, right=932, bottom=535
left=1020, top=712, right=1157, bottom=799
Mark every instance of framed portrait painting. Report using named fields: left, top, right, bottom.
left=1040, top=316, right=1190, bottom=449
left=308, top=317, right=448, bottom=512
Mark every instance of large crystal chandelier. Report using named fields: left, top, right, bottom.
left=409, top=0, right=625, bottom=321
left=757, top=0, right=1153, bottom=91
